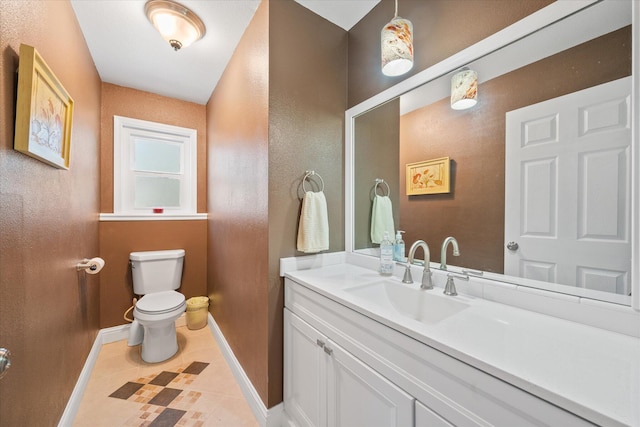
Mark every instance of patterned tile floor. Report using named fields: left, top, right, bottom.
left=73, top=325, right=258, bottom=427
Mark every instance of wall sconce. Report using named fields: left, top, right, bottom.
left=381, top=0, right=413, bottom=77
left=145, top=0, right=206, bottom=51
left=451, top=68, right=478, bottom=110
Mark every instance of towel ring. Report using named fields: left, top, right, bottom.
left=303, top=170, right=325, bottom=192
left=374, top=178, right=390, bottom=197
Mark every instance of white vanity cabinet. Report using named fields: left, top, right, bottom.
left=284, top=308, right=414, bottom=427
left=284, top=277, right=598, bottom=427
left=415, top=401, right=454, bottom=427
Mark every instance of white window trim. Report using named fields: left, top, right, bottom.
left=111, top=115, right=198, bottom=218
left=99, top=213, right=207, bottom=221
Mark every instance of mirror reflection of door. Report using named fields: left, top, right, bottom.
left=505, top=77, right=631, bottom=295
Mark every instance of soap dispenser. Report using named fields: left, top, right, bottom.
left=393, top=230, right=405, bottom=262
left=379, top=231, right=394, bottom=276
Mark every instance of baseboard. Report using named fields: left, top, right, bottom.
left=207, top=314, right=285, bottom=427
left=101, top=323, right=132, bottom=344
left=59, top=315, right=286, bottom=426
left=57, top=325, right=118, bottom=426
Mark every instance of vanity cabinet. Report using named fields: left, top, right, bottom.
left=284, top=277, right=597, bottom=427
left=415, top=401, right=454, bottom=427
left=284, top=308, right=414, bottom=427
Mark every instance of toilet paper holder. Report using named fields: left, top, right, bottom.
left=76, top=257, right=105, bottom=274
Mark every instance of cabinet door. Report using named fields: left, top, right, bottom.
left=326, top=339, right=414, bottom=427
left=415, top=400, right=454, bottom=427
left=284, top=309, right=327, bottom=427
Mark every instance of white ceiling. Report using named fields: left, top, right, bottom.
left=70, top=0, right=380, bottom=105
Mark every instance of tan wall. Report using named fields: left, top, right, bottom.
left=0, top=1, right=102, bottom=424
left=354, top=99, right=400, bottom=249
left=348, top=0, right=554, bottom=108
left=268, top=0, right=348, bottom=405
left=400, top=27, right=632, bottom=273
left=206, top=0, right=271, bottom=406
left=98, top=83, right=208, bottom=327
left=206, top=0, right=347, bottom=408
left=99, top=221, right=207, bottom=327
left=100, top=83, right=207, bottom=213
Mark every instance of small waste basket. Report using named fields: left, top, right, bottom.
left=186, top=296, right=209, bottom=330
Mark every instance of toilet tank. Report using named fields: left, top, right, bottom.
left=130, top=249, right=185, bottom=295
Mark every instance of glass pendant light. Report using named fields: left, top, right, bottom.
left=451, top=68, right=478, bottom=110
left=381, top=0, right=413, bottom=77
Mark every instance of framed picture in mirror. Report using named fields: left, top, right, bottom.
left=406, top=157, right=450, bottom=195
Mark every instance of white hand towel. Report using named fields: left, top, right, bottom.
left=297, top=191, right=329, bottom=253
left=371, top=195, right=395, bottom=244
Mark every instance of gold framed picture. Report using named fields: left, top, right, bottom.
left=14, top=44, right=74, bottom=169
left=406, top=157, right=451, bottom=195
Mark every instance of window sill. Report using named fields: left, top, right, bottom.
left=99, top=213, right=207, bottom=221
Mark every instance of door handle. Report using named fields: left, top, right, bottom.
left=506, top=241, right=519, bottom=251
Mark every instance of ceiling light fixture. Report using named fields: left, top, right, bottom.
left=381, top=0, right=413, bottom=77
left=145, top=0, right=206, bottom=51
left=451, top=68, right=478, bottom=110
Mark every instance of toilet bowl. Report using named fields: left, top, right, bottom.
left=133, top=291, right=186, bottom=363
left=128, top=249, right=186, bottom=363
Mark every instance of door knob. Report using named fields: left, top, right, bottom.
left=0, top=348, right=11, bottom=379
left=506, top=241, right=519, bottom=251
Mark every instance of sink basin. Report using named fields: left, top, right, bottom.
left=345, top=280, right=469, bottom=324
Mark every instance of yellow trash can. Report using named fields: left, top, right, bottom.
left=186, top=296, right=209, bottom=330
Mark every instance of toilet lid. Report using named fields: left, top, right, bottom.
left=136, top=291, right=185, bottom=314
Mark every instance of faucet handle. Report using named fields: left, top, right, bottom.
left=401, top=263, right=413, bottom=284
left=444, top=273, right=469, bottom=296
left=444, top=274, right=457, bottom=296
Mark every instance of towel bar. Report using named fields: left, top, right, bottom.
left=374, top=178, right=390, bottom=197
left=303, top=170, right=325, bottom=192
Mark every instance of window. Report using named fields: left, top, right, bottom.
left=113, top=116, right=197, bottom=216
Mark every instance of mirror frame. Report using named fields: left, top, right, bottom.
left=345, top=0, right=640, bottom=311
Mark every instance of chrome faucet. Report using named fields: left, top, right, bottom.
left=440, top=236, right=460, bottom=270
left=402, top=240, right=433, bottom=290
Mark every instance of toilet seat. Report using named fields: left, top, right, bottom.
left=136, top=291, right=185, bottom=315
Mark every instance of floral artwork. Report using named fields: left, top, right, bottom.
left=30, top=74, right=65, bottom=156
left=406, top=157, right=451, bottom=195
left=14, top=44, right=73, bottom=169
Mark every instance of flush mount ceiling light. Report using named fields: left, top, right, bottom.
left=145, top=0, right=206, bottom=51
left=451, top=68, right=478, bottom=110
left=381, top=0, right=413, bottom=77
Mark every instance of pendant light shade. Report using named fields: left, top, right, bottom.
left=381, top=0, right=413, bottom=77
left=451, top=68, right=478, bottom=110
left=145, top=0, right=206, bottom=51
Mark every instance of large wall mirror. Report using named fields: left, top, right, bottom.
left=346, top=0, right=639, bottom=309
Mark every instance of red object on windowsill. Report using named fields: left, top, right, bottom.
left=153, top=208, right=163, bottom=214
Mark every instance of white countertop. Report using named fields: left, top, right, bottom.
left=285, top=263, right=640, bottom=427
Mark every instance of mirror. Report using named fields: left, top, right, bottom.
left=347, top=0, right=637, bottom=307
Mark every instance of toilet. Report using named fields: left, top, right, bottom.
left=128, top=249, right=186, bottom=363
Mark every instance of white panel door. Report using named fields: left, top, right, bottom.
left=505, top=77, right=631, bottom=294
left=326, top=339, right=414, bottom=427
left=284, top=309, right=328, bottom=427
